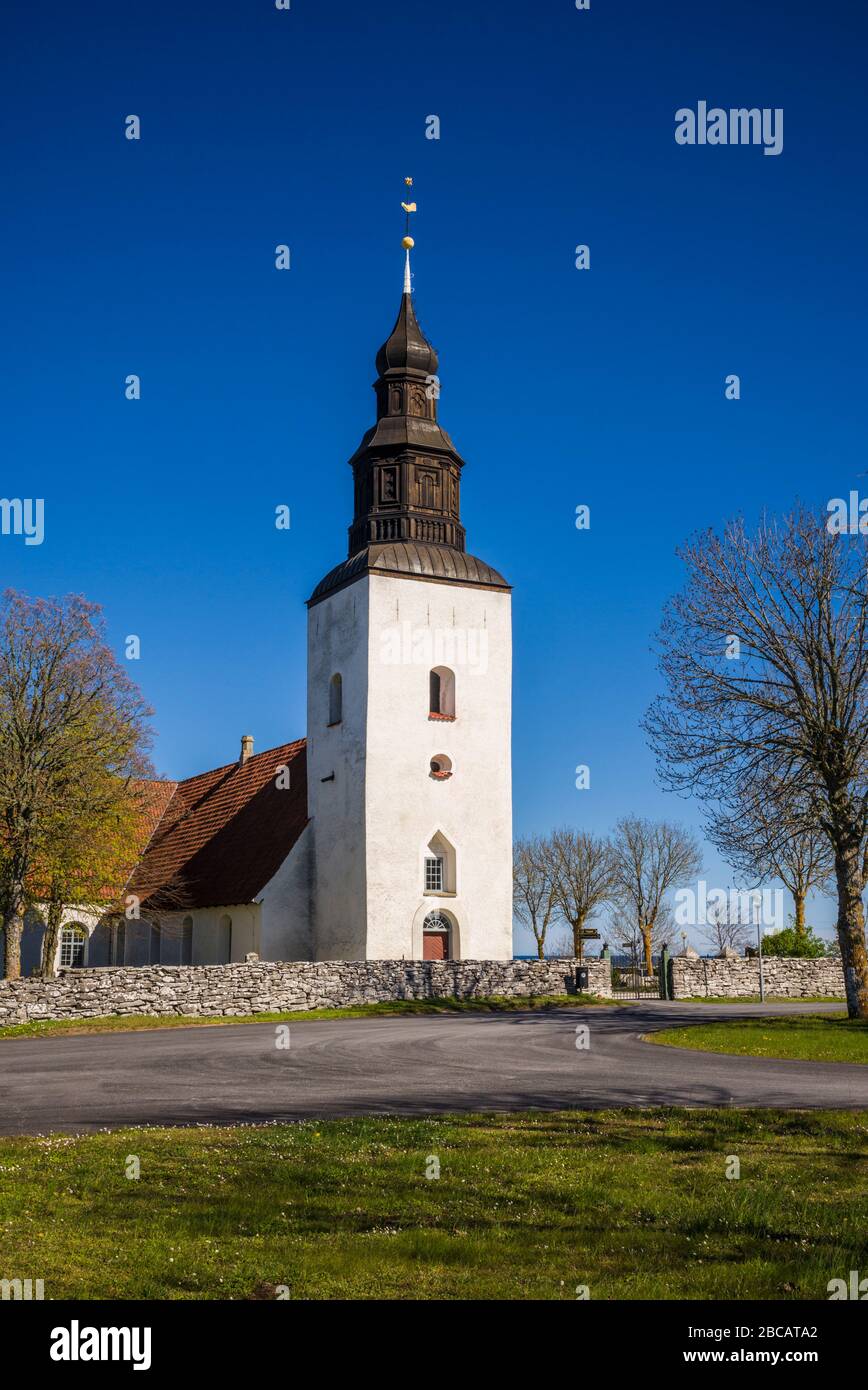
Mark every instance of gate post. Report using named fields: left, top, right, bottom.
left=600, top=943, right=612, bottom=997
left=659, top=943, right=671, bottom=1000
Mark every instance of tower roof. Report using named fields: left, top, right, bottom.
left=310, top=541, right=508, bottom=605
left=375, top=259, right=439, bottom=377
left=309, top=217, right=509, bottom=606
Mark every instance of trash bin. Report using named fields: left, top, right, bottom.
left=575, top=966, right=589, bottom=991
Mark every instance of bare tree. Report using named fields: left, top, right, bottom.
left=607, top=901, right=675, bottom=960
left=644, top=507, right=868, bottom=1018
left=699, top=901, right=752, bottom=956
left=513, top=835, right=560, bottom=959
left=550, top=828, right=616, bottom=962
left=610, top=816, right=703, bottom=975
left=706, top=784, right=833, bottom=944
left=0, top=591, right=152, bottom=978
left=545, top=930, right=578, bottom=959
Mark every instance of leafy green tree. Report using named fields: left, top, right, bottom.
left=34, top=758, right=148, bottom=976
left=760, top=925, right=828, bottom=959
left=0, top=591, right=152, bottom=979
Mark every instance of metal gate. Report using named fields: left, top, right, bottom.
left=609, top=945, right=667, bottom=999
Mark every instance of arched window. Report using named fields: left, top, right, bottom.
left=149, top=921, right=161, bottom=966
left=429, top=754, right=453, bottom=780
left=181, top=916, right=193, bottom=966
left=429, top=666, right=455, bottom=719
left=59, top=924, right=88, bottom=969
left=328, top=673, right=343, bottom=726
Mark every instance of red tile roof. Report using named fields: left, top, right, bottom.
left=127, top=740, right=307, bottom=912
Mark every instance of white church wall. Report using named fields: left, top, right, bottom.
left=259, top=820, right=314, bottom=960
left=363, top=572, right=513, bottom=961
left=307, top=580, right=370, bottom=959
left=124, top=918, right=154, bottom=966
left=188, top=906, right=258, bottom=965
left=42, top=905, right=264, bottom=970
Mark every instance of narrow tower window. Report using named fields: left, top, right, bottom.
left=429, top=666, right=455, bottom=719
left=329, top=673, right=343, bottom=725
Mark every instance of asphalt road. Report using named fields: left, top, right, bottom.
left=0, top=1002, right=865, bottom=1136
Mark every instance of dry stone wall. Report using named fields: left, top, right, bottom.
left=0, top=955, right=846, bottom=1024
left=0, top=957, right=612, bottom=1025
left=670, top=956, right=845, bottom=999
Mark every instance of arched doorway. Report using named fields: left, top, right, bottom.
left=422, top=909, right=452, bottom=960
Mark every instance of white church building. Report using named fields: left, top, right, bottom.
left=23, top=246, right=514, bottom=974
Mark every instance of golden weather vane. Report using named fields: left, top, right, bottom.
left=401, top=176, right=416, bottom=249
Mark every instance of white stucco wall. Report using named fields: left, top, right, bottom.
left=188, top=905, right=258, bottom=964
left=31, top=904, right=263, bottom=972
left=306, top=580, right=370, bottom=959
left=259, top=820, right=314, bottom=960
left=306, top=570, right=513, bottom=962
left=364, top=572, right=513, bottom=960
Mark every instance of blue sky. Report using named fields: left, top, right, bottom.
left=3, top=0, right=866, bottom=950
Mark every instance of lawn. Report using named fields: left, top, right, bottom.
left=0, top=993, right=613, bottom=1040
left=0, top=1109, right=865, bottom=1300
left=680, top=995, right=844, bottom=1005
left=649, top=1013, right=868, bottom=1064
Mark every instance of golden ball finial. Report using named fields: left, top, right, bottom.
left=402, top=235, right=415, bottom=249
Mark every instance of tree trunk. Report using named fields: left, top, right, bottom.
left=834, top=841, right=868, bottom=1019
left=3, top=899, right=24, bottom=980
left=793, top=893, right=807, bottom=942
left=642, top=924, right=653, bottom=977
left=536, top=937, right=545, bottom=960
left=573, top=917, right=585, bottom=963
left=40, top=900, right=64, bottom=978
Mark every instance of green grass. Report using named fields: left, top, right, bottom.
left=0, top=993, right=611, bottom=1041
left=679, top=995, right=844, bottom=1005
left=649, top=1013, right=868, bottom=1064
left=0, top=1110, right=865, bottom=1299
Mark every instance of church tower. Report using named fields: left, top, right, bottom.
left=305, top=228, right=513, bottom=962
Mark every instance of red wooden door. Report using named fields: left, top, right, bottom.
left=423, top=931, right=449, bottom=960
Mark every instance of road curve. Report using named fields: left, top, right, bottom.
left=0, top=1002, right=865, bottom=1136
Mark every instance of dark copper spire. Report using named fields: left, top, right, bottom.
left=347, top=251, right=466, bottom=556
left=307, top=210, right=510, bottom=608
left=375, top=280, right=439, bottom=377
